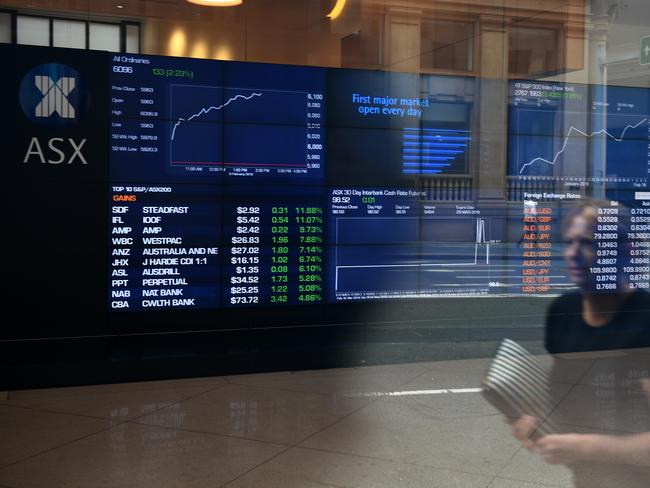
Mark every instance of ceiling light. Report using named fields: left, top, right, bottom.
left=168, top=29, right=187, bottom=56
left=186, top=0, right=243, bottom=6
left=326, top=0, right=347, bottom=20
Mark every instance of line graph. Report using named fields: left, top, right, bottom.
left=518, top=117, right=649, bottom=174
left=168, top=84, right=325, bottom=178
left=332, top=216, right=495, bottom=295
left=170, top=92, right=262, bottom=141
left=509, top=103, right=650, bottom=181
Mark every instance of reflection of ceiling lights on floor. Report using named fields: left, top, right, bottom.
left=186, top=0, right=243, bottom=6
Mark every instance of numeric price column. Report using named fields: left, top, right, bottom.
left=226, top=206, right=262, bottom=306
left=270, top=206, right=290, bottom=304
left=305, top=92, right=324, bottom=173
left=222, top=201, right=326, bottom=306
left=592, top=204, right=621, bottom=292
left=624, top=206, right=650, bottom=290
left=296, top=206, right=325, bottom=303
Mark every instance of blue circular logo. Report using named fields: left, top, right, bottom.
left=19, top=63, right=89, bottom=127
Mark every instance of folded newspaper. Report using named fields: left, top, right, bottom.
left=481, top=338, right=557, bottom=435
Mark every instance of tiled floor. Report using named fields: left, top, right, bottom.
left=0, top=347, right=648, bottom=488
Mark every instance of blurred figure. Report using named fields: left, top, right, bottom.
left=545, top=200, right=650, bottom=353
left=511, top=200, right=650, bottom=488
left=512, top=379, right=650, bottom=487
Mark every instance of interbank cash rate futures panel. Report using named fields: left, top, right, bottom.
left=108, top=54, right=326, bottom=311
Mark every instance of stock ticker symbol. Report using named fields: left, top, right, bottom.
left=19, top=63, right=88, bottom=127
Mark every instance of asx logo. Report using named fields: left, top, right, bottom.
left=19, top=63, right=91, bottom=165
left=34, top=75, right=76, bottom=119
left=19, top=63, right=89, bottom=126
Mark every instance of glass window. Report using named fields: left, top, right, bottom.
left=125, top=23, right=140, bottom=53
left=420, top=19, right=473, bottom=71
left=53, top=19, right=86, bottom=49
left=508, top=25, right=560, bottom=76
left=89, top=22, right=120, bottom=52
left=0, top=12, right=11, bottom=43
left=17, top=15, right=49, bottom=46
left=341, top=14, right=383, bottom=69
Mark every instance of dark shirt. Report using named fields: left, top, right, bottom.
left=544, top=290, right=650, bottom=354
left=542, top=291, right=650, bottom=488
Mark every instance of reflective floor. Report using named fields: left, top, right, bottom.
left=1, top=347, right=648, bottom=488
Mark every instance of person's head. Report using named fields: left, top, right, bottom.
left=561, top=199, right=631, bottom=293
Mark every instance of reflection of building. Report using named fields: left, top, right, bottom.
left=1, top=0, right=649, bottom=403
left=1, top=1, right=644, bottom=204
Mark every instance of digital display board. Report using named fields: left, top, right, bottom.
left=110, top=55, right=326, bottom=183
left=508, top=80, right=650, bottom=189
left=3, top=44, right=648, bottom=326
left=108, top=54, right=328, bottom=310
left=326, top=69, right=474, bottom=186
